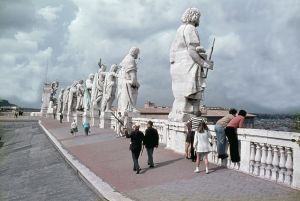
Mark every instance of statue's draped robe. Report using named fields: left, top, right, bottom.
left=117, top=55, right=138, bottom=113
left=170, top=24, right=203, bottom=100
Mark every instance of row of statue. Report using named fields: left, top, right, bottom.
left=46, top=8, right=214, bottom=122
left=52, top=47, right=140, bottom=118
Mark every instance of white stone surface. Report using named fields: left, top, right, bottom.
left=117, top=47, right=140, bottom=114
left=101, top=64, right=118, bottom=112
left=168, top=8, right=213, bottom=122
left=68, top=81, right=79, bottom=115
left=91, top=62, right=106, bottom=112
left=83, top=74, right=94, bottom=115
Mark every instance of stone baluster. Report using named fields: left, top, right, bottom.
left=254, top=143, right=262, bottom=176
left=212, top=137, right=218, bottom=163
left=265, top=145, right=273, bottom=179
left=278, top=146, right=286, bottom=183
left=259, top=144, right=267, bottom=178
left=284, top=147, right=293, bottom=186
left=249, top=142, right=256, bottom=174
left=271, top=146, right=279, bottom=181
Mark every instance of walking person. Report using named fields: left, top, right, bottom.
left=129, top=124, right=144, bottom=174
left=59, top=113, right=63, bottom=123
left=82, top=120, right=91, bottom=136
left=225, top=110, right=247, bottom=164
left=193, top=121, right=212, bottom=174
left=214, top=108, right=237, bottom=160
left=70, top=119, right=78, bottom=136
left=144, top=121, right=159, bottom=168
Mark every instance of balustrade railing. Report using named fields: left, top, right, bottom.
left=128, top=117, right=300, bottom=189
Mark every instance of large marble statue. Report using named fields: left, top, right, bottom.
left=101, top=64, right=118, bottom=112
left=67, top=81, right=78, bottom=115
left=47, top=81, right=59, bottom=114
left=83, top=73, right=94, bottom=113
left=57, top=88, right=64, bottom=114
left=117, top=47, right=140, bottom=113
left=62, top=87, right=70, bottom=113
left=168, top=8, right=214, bottom=121
left=91, top=62, right=107, bottom=111
left=49, top=81, right=59, bottom=103
left=76, top=80, right=84, bottom=111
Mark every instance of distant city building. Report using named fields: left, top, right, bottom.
left=139, top=101, right=256, bottom=128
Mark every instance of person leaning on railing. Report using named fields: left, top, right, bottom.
left=215, top=108, right=237, bottom=160
left=225, top=110, right=247, bottom=164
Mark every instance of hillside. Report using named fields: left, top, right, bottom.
left=0, top=99, right=16, bottom=107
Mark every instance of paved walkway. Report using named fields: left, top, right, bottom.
left=0, top=121, right=101, bottom=201
left=40, top=118, right=300, bottom=201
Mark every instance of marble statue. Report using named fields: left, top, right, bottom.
left=57, top=88, right=64, bottom=114
left=76, top=80, right=85, bottom=111
left=168, top=8, right=214, bottom=122
left=67, top=81, right=78, bottom=115
left=83, top=73, right=94, bottom=113
left=117, top=47, right=140, bottom=113
left=91, top=61, right=107, bottom=111
left=101, top=64, right=118, bottom=112
left=47, top=81, right=59, bottom=114
left=62, top=87, right=70, bottom=113
left=48, top=81, right=59, bottom=105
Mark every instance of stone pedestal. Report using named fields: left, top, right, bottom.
left=40, top=83, right=52, bottom=117
left=91, top=109, right=100, bottom=126
left=100, top=112, right=113, bottom=129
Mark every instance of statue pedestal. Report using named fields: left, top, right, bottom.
left=90, top=109, right=99, bottom=126
left=99, top=112, right=113, bottom=129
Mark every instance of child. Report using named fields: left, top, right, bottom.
left=70, top=119, right=78, bottom=136
left=193, top=121, right=212, bottom=174
left=83, top=120, right=90, bottom=136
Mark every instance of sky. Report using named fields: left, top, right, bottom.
left=0, top=0, right=299, bottom=113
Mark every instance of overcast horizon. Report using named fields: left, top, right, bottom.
left=0, top=0, right=300, bottom=114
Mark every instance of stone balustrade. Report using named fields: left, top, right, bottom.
left=127, top=117, right=300, bottom=189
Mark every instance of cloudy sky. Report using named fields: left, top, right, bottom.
left=0, top=0, right=299, bottom=113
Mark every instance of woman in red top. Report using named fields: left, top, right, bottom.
left=225, top=110, right=247, bottom=163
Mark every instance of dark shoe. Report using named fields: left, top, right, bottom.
left=136, top=168, right=141, bottom=174
left=149, top=165, right=154, bottom=168
left=133, top=168, right=136, bottom=171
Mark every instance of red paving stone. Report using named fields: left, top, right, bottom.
left=40, top=118, right=300, bottom=201
left=40, top=118, right=218, bottom=192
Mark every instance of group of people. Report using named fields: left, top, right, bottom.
left=70, top=119, right=91, bottom=136
left=185, top=108, right=247, bottom=173
left=128, top=121, right=159, bottom=174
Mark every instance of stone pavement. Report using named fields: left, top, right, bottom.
left=40, top=118, right=300, bottom=201
left=0, top=121, right=101, bottom=201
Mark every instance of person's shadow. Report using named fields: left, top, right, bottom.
left=139, top=157, right=183, bottom=174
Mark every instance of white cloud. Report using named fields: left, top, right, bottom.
left=214, top=32, right=242, bottom=59
left=0, top=0, right=300, bottom=113
left=37, top=6, right=62, bottom=22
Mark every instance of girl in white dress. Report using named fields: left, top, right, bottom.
left=193, top=121, right=212, bottom=173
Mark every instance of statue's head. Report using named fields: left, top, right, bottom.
left=181, top=8, right=201, bottom=27
left=99, top=64, right=107, bottom=72
left=129, top=47, right=140, bottom=59
left=110, top=64, right=118, bottom=72
left=51, top=81, right=59, bottom=89
left=78, top=80, right=84, bottom=85
left=88, top=73, right=94, bottom=80
left=60, top=88, right=65, bottom=92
